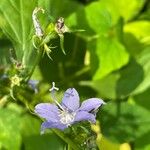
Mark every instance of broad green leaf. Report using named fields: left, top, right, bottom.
left=0, top=0, right=37, bottom=67
left=23, top=134, right=65, bottom=150
left=135, top=132, right=150, bottom=150
left=66, top=2, right=112, bottom=38
left=0, top=107, right=21, bottom=150
left=124, top=21, right=150, bottom=46
left=85, top=45, right=150, bottom=99
left=100, top=0, right=146, bottom=22
left=132, top=47, right=150, bottom=94
left=79, top=73, right=120, bottom=100
left=131, top=89, right=150, bottom=150
left=67, top=2, right=129, bottom=80
left=90, top=37, right=129, bottom=80
left=123, top=21, right=150, bottom=58
left=99, top=101, right=150, bottom=143
left=21, top=114, right=66, bottom=150
left=80, top=57, right=143, bottom=99
left=133, top=88, right=150, bottom=111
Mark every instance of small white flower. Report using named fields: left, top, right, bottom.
left=10, top=75, right=22, bottom=87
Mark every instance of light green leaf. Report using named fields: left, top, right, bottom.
left=0, top=0, right=37, bottom=67
left=100, top=0, right=146, bottom=22
left=0, top=107, right=21, bottom=150
left=90, top=37, right=129, bottom=80
left=85, top=46, right=150, bottom=99
left=124, top=21, right=150, bottom=46
left=132, top=46, right=150, bottom=94
left=66, top=2, right=112, bottom=38
left=67, top=2, right=129, bottom=80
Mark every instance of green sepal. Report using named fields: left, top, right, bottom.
left=43, top=44, right=53, bottom=60
left=59, top=33, right=66, bottom=55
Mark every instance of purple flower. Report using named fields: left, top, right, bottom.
left=35, top=86, right=105, bottom=134
left=28, top=80, right=39, bottom=93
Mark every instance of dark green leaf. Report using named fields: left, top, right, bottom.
left=21, top=114, right=65, bottom=150
left=99, top=101, right=150, bottom=143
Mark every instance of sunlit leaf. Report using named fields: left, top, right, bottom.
left=66, top=2, right=112, bottom=38
left=0, top=0, right=37, bottom=67
left=89, top=37, right=129, bottom=80
left=67, top=2, right=129, bottom=80
left=100, top=0, right=146, bottom=22
left=84, top=45, right=150, bottom=99
left=124, top=21, right=150, bottom=46
left=132, top=46, right=150, bottom=94
left=0, top=106, right=21, bottom=150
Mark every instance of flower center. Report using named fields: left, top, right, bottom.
left=59, top=110, right=76, bottom=126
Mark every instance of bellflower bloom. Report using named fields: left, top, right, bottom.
left=34, top=83, right=105, bottom=134
left=28, top=80, right=39, bottom=93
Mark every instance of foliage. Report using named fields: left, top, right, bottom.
left=0, top=0, right=150, bottom=149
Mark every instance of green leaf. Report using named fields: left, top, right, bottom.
left=129, top=92, right=150, bottom=150
left=123, top=21, right=150, bottom=59
left=38, top=0, right=82, bottom=21
left=23, top=134, right=65, bottom=150
left=100, top=0, right=146, bottom=22
left=99, top=101, right=150, bottom=143
left=132, top=46, right=150, bottom=94
left=67, top=2, right=129, bottom=80
left=0, top=0, right=37, bottom=67
left=0, top=107, right=21, bottom=150
left=85, top=45, right=150, bottom=99
left=124, top=21, right=150, bottom=46
left=133, top=88, right=150, bottom=111
left=21, top=114, right=66, bottom=150
left=66, top=2, right=112, bottom=38
left=0, top=40, right=11, bottom=65
left=90, top=37, right=129, bottom=80
left=134, top=131, right=150, bottom=150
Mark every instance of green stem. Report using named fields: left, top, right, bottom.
left=67, top=144, right=73, bottom=150
left=52, top=129, right=81, bottom=150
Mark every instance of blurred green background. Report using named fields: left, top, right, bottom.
left=0, top=0, right=150, bottom=149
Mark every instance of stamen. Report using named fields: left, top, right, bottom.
left=49, top=82, right=59, bottom=92
left=59, top=110, right=76, bottom=126
left=49, top=82, right=64, bottom=111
